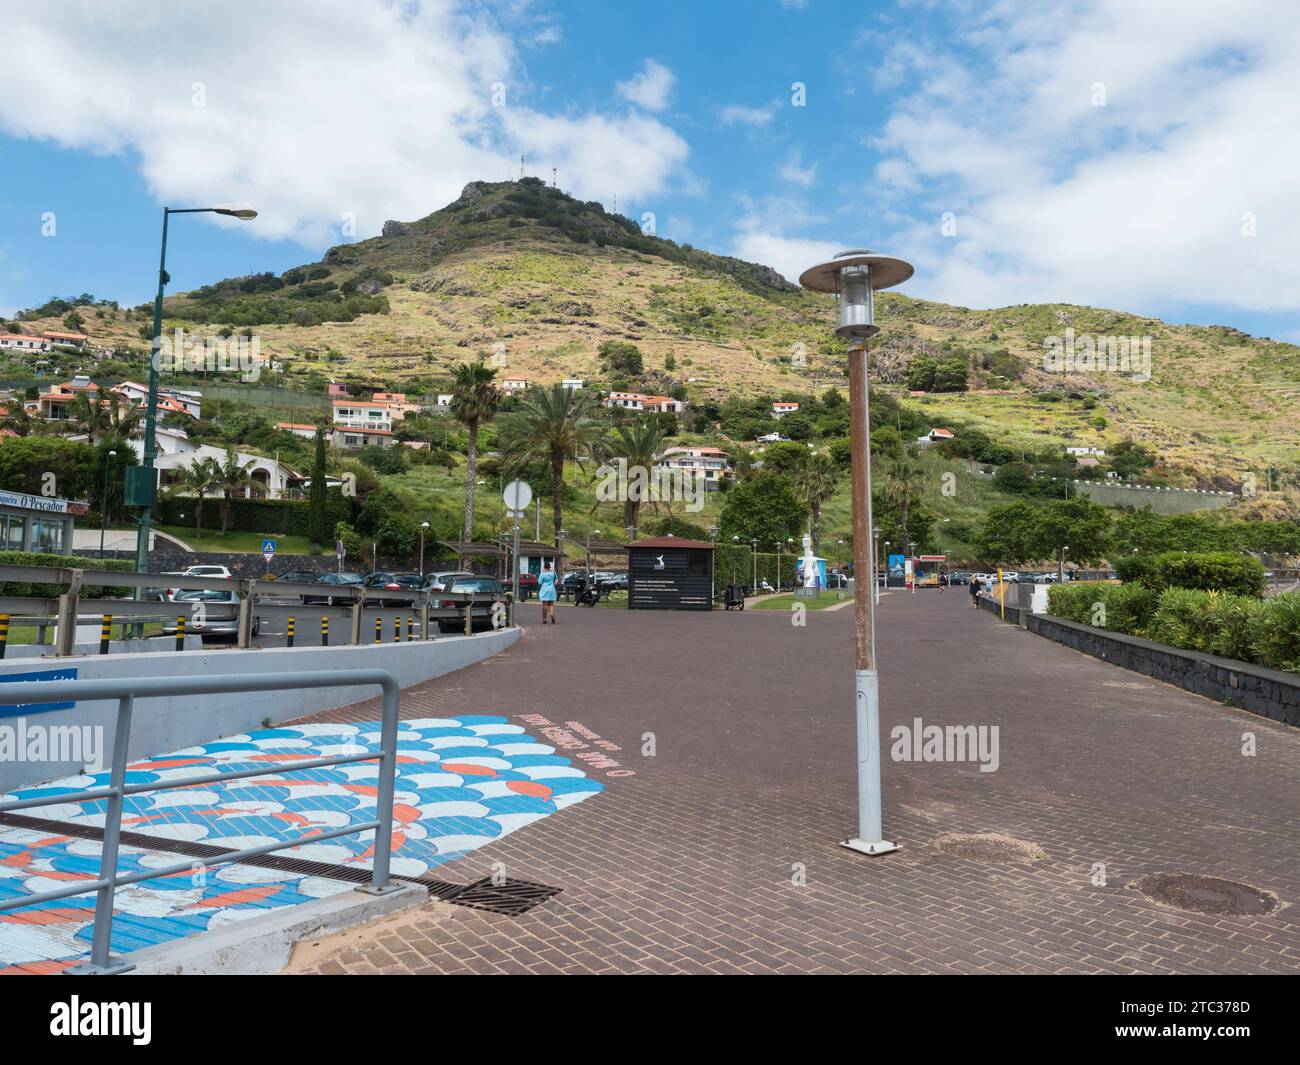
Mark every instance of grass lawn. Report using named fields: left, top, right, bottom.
left=156, top=525, right=315, bottom=554
left=4, top=622, right=164, bottom=646
left=752, top=592, right=851, bottom=611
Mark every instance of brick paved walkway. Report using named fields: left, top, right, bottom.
left=287, top=593, right=1300, bottom=974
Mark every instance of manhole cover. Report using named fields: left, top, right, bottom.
left=1134, top=873, right=1277, bottom=917
left=935, top=832, right=1044, bottom=863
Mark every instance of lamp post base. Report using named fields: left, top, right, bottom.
left=841, top=837, right=900, bottom=856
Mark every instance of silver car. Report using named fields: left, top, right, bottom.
left=161, top=589, right=257, bottom=639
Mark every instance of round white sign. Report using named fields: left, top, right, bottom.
left=502, top=479, right=533, bottom=511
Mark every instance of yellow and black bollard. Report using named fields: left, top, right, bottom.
left=320, top=615, right=329, bottom=647
left=0, top=613, right=9, bottom=660
left=407, top=615, right=414, bottom=640
left=375, top=617, right=382, bottom=644
left=100, top=614, right=112, bottom=655
left=175, top=615, right=185, bottom=652
left=394, top=616, right=401, bottom=643
left=286, top=615, right=295, bottom=648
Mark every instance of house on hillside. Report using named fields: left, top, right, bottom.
left=915, top=427, right=955, bottom=447
left=603, top=391, right=686, bottom=413
left=38, top=376, right=106, bottom=420
left=41, top=330, right=90, bottom=350
left=330, top=425, right=396, bottom=450
left=656, top=446, right=732, bottom=490
left=499, top=378, right=529, bottom=393
left=0, top=334, right=51, bottom=354
left=122, top=427, right=299, bottom=499
left=332, top=398, right=392, bottom=432
left=113, top=381, right=201, bottom=419
left=772, top=401, right=800, bottom=419
left=275, top=422, right=319, bottom=440
left=371, top=391, right=419, bottom=420
left=560, top=378, right=584, bottom=390
left=1066, top=446, right=1106, bottom=456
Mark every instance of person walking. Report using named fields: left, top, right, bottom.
left=969, top=574, right=981, bottom=608
left=537, top=560, right=558, bottom=624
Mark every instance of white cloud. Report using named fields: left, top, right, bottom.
left=779, top=151, right=816, bottom=188
left=616, top=60, right=675, bottom=113
left=868, top=0, right=1300, bottom=315
left=0, top=1, right=689, bottom=249
left=731, top=195, right=837, bottom=282
left=719, top=102, right=780, bottom=127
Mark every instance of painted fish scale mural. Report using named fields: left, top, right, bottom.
left=0, top=716, right=603, bottom=973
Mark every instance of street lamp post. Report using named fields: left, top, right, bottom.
left=731, top=534, right=740, bottom=584
left=134, top=203, right=256, bottom=577
left=98, top=449, right=118, bottom=554
left=1059, top=544, right=1070, bottom=582
left=801, top=248, right=913, bottom=857
left=750, top=537, right=759, bottom=591
left=419, top=521, right=430, bottom=575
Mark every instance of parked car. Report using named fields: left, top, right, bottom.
left=515, top=572, right=539, bottom=599
left=362, top=571, right=423, bottom=605
left=274, top=569, right=319, bottom=586
left=825, top=570, right=848, bottom=589
left=600, top=571, right=629, bottom=591
left=161, top=589, right=256, bottom=639
left=560, top=571, right=588, bottom=595
left=436, top=575, right=505, bottom=633
left=423, top=569, right=474, bottom=592
left=181, top=564, right=233, bottom=579
left=302, top=571, right=364, bottom=605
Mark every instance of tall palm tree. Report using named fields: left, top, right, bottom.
left=449, top=361, right=499, bottom=555
left=603, top=420, right=665, bottom=537
left=69, top=391, right=110, bottom=444
left=498, top=384, right=603, bottom=555
left=881, top=454, right=927, bottom=555
left=216, top=451, right=255, bottom=535
left=796, top=451, right=839, bottom=553
left=164, top=456, right=222, bottom=539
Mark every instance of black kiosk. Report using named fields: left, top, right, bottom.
left=625, top=536, right=715, bottom=610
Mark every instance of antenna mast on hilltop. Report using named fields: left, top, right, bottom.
left=519, top=153, right=525, bottom=180
left=552, top=167, right=557, bottom=188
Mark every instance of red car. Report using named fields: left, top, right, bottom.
left=515, top=572, right=539, bottom=599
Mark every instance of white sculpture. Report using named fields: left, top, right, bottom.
left=800, top=532, right=819, bottom=588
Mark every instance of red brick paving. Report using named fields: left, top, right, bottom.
left=289, top=593, right=1300, bottom=974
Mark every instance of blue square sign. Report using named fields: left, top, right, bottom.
left=262, top=539, right=277, bottom=554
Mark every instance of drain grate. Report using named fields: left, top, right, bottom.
left=1134, top=873, right=1277, bottom=917
left=0, top=812, right=561, bottom=916
left=436, top=875, right=563, bottom=916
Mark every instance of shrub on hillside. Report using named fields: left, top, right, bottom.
left=1247, top=594, right=1300, bottom=672
left=1155, top=551, right=1266, bottom=597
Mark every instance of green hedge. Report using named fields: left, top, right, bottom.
left=0, top=550, right=134, bottom=598
left=155, top=493, right=353, bottom=537
left=1116, top=551, right=1266, bottom=596
left=1047, top=581, right=1300, bottom=672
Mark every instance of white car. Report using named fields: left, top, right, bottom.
left=182, top=565, right=233, bottom=579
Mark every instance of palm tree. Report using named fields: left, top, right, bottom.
left=163, top=456, right=222, bottom=539
left=449, top=361, right=499, bottom=556
left=0, top=402, right=35, bottom=437
left=69, top=391, right=110, bottom=444
left=881, top=454, right=927, bottom=555
left=498, top=384, right=604, bottom=554
left=603, top=420, right=665, bottom=537
left=796, top=451, right=839, bottom=553
left=216, top=451, right=255, bottom=535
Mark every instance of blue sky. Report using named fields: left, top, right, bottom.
left=2, top=0, right=1297, bottom=342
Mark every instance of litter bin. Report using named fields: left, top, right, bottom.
left=725, top=584, right=746, bottom=610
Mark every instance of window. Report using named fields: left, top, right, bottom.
left=4, top=515, right=25, bottom=550
left=31, top=517, right=64, bottom=553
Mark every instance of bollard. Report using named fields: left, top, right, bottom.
left=100, top=614, right=112, bottom=656
left=394, top=616, right=401, bottom=643
left=0, top=613, right=8, bottom=660
left=407, top=615, right=413, bottom=640
left=375, top=617, right=382, bottom=644
left=321, top=615, right=329, bottom=647
left=286, top=615, right=295, bottom=648
left=175, top=615, right=185, bottom=652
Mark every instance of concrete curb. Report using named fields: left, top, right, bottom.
left=124, top=882, right=428, bottom=975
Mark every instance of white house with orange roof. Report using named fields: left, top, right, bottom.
left=41, top=330, right=90, bottom=349
left=772, top=401, right=800, bottom=419
left=604, top=391, right=686, bottom=413
left=332, top=398, right=392, bottom=432
left=0, top=333, right=51, bottom=354
left=656, top=445, right=732, bottom=490
left=275, top=422, right=319, bottom=441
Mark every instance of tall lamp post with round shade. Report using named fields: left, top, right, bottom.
left=800, top=249, right=913, bottom=857
left=132, top=203, right=257, bottom=578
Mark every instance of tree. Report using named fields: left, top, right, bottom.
left=881, top=455, right=928, bottom=554
left=717, top=470, right=806, bottom=546
left=603, top=419, right=665, bottom=536
left=307, top=425, right=328, bottom=545
left=215, top=451, right=255, bottom=534
left=449, top=360, right=499, bottom=555
left=974, top=500, right=1043, bottom=564
left=796, top=452, right=839, bottom=552
left=597, top=340, right=643, bottom=378
left=0, top=401, right=35, bottom=437
left=164, top=456, right=222, bottom=539
left=1030, top=497, right=1112, bottom=565
left=761, top=440, right=810, bottom=477
left=69, top=392, right=111, bottom=445
left=499, top=384, right=604, bottom=553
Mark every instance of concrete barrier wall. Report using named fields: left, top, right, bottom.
left=1026, top=614, right=1299, bottom=727
left=0, top=627, right=521, bottom=792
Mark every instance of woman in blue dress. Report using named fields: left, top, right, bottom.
left=537, top=560, right=558, bottom=624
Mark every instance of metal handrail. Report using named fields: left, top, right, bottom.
left=0, top=669, right=403, bottom=975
